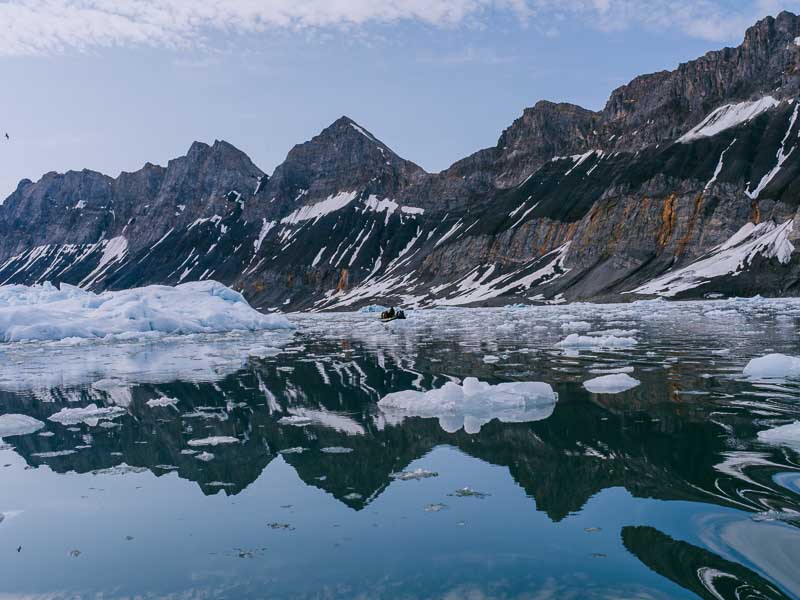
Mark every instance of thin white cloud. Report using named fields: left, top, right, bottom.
left=0, top=0, right=797, bottom=56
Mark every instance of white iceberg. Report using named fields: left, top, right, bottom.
left=743, top=354, right=800, bottom=379
left=583, top=373, right=641, bottom=394
left=757, top=421, right=800, bottom=451
left=0, top=414, right=45, bottom=437
left=48, top=404, right=126, bottom=426
left=557, top=333, right=637, bottom=349
left=0, top=281, right=293, bottom=343
left=378, top=377, right=556, bottom=434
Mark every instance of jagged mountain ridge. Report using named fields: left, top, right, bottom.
left=5, top=12, right=800, bottom=309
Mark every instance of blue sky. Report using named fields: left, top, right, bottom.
left=1, top=0, right=799, bottom=199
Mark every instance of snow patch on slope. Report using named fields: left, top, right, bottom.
left=746, top=102, right=800, bottom=200
left=281, top=191, right=359, bottom=225
left=679, top=96, right=780, bottom=143
left=362, top=195, right=424, bottom=225
left=631, top=220, right=795, bottom=297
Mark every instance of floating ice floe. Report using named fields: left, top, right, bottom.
left=757, top=421, right=800, bottom=451
left=0, top=281, right=293, bottom=343
left=743, top=354, right=800, bottom=379
left=583, top=373, right=641, bottom=394
left=278, top=416, right=312, bottom=427
left=390, top=468, right=438, bottom=481
left=32, top=450, right=76, bottom=458
left=146, top=397, right=179, bottom=409
left=377, top=377, right=556, bottom=434
left=186, top=436, right=239, bottom=447
left=449, top=487, right=490, bottom=498
left=320, top=446, right=353, bottom=454
left=557, top=334, right=637, bottom=349
left=0, top=414, right=45, bottom=437
left=48, top=404, right=126, bottom=427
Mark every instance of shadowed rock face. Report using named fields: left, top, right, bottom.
left=5, top=13, right=800, bottom=309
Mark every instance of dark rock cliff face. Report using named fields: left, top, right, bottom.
left=4, top=12, right=800, bottom=310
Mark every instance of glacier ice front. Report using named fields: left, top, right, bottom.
left=378, top=377, right=557, bottom=434
left=0, top=281, right=293, bottom=343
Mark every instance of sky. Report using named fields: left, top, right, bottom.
left=1, top=0, right=800, bottom=199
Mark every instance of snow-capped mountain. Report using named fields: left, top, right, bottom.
left=5, top=12, right=800, bottom=310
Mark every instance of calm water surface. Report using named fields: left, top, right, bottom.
left=0, top=300, right=799, bottom=599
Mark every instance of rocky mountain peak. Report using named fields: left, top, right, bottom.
left=259, top=116, right=426, bottom=213
left=601, top=11, right=800, bottom=152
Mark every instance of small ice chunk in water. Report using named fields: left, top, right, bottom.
left=279, top=447, right=307, bottom=455
left=561, top=321, right=591, bottom=331
left=557, top=334, right=637, bottom=349
left=48, top=404, right=126, bottom=426
left=195, top=452, right=215, bottom=462
left=583, top=374, right=641, bottom=394
left=757, top=421, right=800, bottom=451
left=0, top=414, right=44, bottom=437
left=321, top=447, right=354, bottom=454
left=278, top=416, right=313, bottom=427
left=390, top=468, right=438, bottom=481
left=483, top=355, right=500, bottom=364
left=32, top=450, right=76, bottom=458
left=743, top=354, right=800, bottom=379
left=186, top=436, right=239, bottom=447
left=449, top=487, right=490, bottom=498
left=146, top=397, right=179, bottom=408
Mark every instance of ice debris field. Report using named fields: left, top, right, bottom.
left=2, top=282, right=800, bottom=453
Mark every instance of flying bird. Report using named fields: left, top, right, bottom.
left=4, top=133, right=8, bottom=140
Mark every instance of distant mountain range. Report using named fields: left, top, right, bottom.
left=5, top=12, right=800, bottom=311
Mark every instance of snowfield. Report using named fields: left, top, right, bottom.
left=0, top=281, right=293, bottom=343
